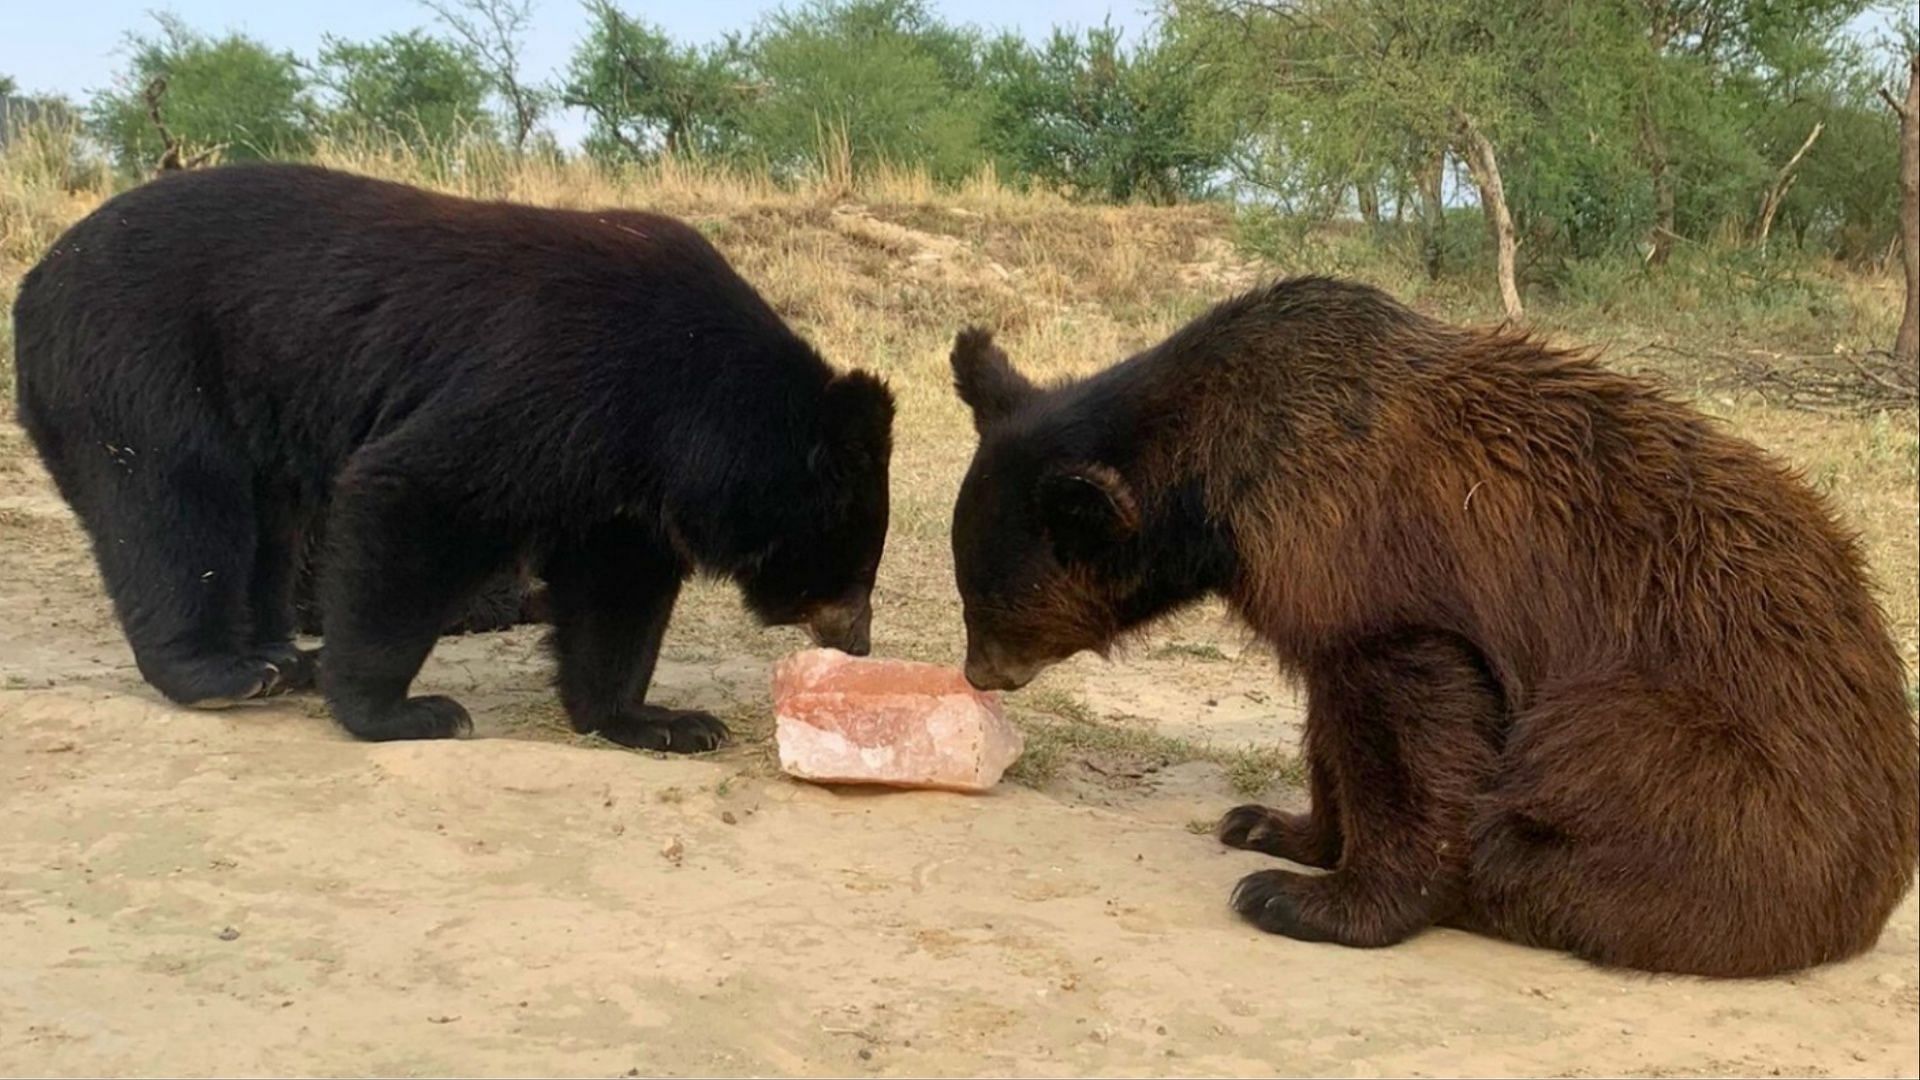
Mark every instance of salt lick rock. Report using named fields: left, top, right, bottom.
left=773, top=649, right=1023, bottom=792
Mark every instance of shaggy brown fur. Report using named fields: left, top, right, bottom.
left=947, top=277, right=1918, bottom=977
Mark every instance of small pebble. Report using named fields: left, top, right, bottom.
left=721, top=811, right=738, bottom=825
left=857, top=1048, right=872, bottom=1061
left=216, top=926, right=240, bottom=941
left=661, top=836, right=684, bottom=864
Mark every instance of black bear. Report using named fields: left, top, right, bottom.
left=290, top=539, right=543, bottom=638
left=946, top=277, right=1917, bottom=976
left=13, top=163, right=893, bottom=750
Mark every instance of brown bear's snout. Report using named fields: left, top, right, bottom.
left=805, top=594, right=873, bottom=656
left=963, top=640, right=1042, bottom=692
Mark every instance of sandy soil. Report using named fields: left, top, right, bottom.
left=2, top=419, right=1916, bottom=1079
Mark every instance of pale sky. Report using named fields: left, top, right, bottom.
left=1, top=0, right=1161, bottom=146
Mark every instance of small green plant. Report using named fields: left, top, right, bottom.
left=1025, top=686, right=1100, bottom=725
left=1154, top=641, right=1228, bottom=662
left=1221, top=745, right=1306, bottom=798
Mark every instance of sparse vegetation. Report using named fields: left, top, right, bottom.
left=1002, top=688, right=1305, bottom=796
left=1153, top=641, right=1230, bottom=662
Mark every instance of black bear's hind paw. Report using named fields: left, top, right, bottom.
left=254, top=644, right=321, bottom=693
left=169, top=655, right=297, bottom=709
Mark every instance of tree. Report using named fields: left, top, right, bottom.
left=88, top=15, right=312, bottom=169
left=421, top=0, right=546, bottom=152
left=1167, top=0, right=1532, bottom=316
left=980, top=25, right=1226, bottom=203
left=1753, top=120, right=1823, bottom=248
left=562, top=1, right=747, bottom=160
left=738, top=0, right=987, bottom=182
left=1456, top=112, right=1522, bottom=319
left=1883, top=50, right=1919, bottom=376
left=1628, top=0, right=1870, bottom=265
left=1, top=77, right=82, bottom=154
left=311, top=31, right=495, bottom=147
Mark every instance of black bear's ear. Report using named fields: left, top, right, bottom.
left=816, top=369, right=896, bottom=475
left=951, top=326, right=1037, bottom=436
left=1035, top=464, right=1139, bottom=564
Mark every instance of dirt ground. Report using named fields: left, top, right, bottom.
left=2, top=405, right=1917, bottom=1079
left=3, top=168, right=1918, bottom=1076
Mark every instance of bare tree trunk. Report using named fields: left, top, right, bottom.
left=1645, top=119, right=1676, bottom=267
left=1754, top=120, right=1823, bottom=250
left=1420, top=147, right=1445, bottom=281
left=1455, top=114, right=1524, bottom=321
left=424, top=0, right=542, bottom=154
left=1355, top=179, right=1380, bottom=225
left=141, top=77, right=221, bottom=175
left=1638, top=27, right=1677, bottom=269
left=1882, top=53, right=1919, bottom=377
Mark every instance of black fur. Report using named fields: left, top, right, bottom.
left=290, top=541, right=541, bottom=638
left=12, top=163, right=894, bottom=745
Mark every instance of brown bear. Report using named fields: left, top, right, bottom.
left=946, top=276, right=1918, bottom=976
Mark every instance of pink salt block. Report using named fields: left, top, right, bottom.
left=773, top=648, right=1023, bottom=793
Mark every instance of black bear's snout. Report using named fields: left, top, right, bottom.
left=805, top=595, right=872, bottom=656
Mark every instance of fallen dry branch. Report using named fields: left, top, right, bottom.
left=1617, top=340, right=1917, bottom=413
left=1718, top=349, right=1916, bottom=413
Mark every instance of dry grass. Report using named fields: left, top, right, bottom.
left=3, top=127, right=1914, bottom=789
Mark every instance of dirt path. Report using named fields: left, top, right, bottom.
left=2, top=423, right=1916, bottom=1078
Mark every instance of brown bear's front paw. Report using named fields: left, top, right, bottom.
left=1231, top=868, right=1442, bottom=948
left=1217, top=804, right=1337, bottom=867
left=1232, top=869, right=1342, bottom=942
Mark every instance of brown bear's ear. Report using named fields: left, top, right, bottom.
left=816, top=369, right=896, bottom=475
left=950, top=326, right=1037, bottom=435
left=1035, top=464, right=1139, bottom=563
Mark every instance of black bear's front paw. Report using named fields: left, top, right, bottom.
left=595, top=706, right=730, bottom=754
left=338, top=694, right=473, bottom=742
